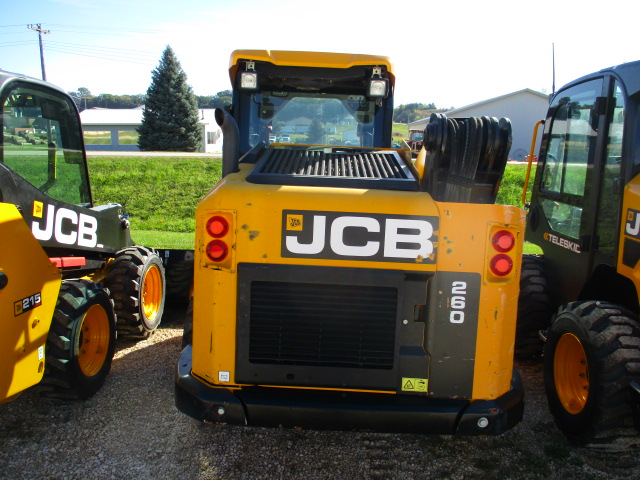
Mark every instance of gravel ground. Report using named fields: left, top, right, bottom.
left=1, top=307, right=639, bottom=480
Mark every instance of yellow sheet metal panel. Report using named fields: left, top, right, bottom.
left=0, top=203, right=61, bottom=402
left=433, top=201, right=525, bottom=399
left=618, top=173, right=640, bottom=297
left=192, top=165, right=526, bottom=400
left=228, top=50, right=395, bottom=86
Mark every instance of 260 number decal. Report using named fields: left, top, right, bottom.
left=449, top=281, right=467, bottom=324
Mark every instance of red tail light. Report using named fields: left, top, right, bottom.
left=492, top=230, right=515, bottom=253
left=206, top=216, right=229, bottom=238
left=206, top=240, right=228, bottom=262
left=203, top=212, right=234, bottom=266
left=490, top=254, right=513, bottom=277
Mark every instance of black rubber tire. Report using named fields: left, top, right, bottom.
left=41, top=279, right=117, bottom=400
left=105, top=246, right=166, bottom=339
left=181, top=299, right=193, bottom=349
left=515, top=254, right=554, bottom=358
left=165, top=258, right=194, bottom=307
left=543, top=300, right=640, bottom=447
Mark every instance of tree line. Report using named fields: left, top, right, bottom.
left=68, top=88, right=446, bottom=124
left=68, top=88, right=232, bottom=111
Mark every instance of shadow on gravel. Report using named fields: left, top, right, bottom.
left=2, top=313, right=639, bottom=480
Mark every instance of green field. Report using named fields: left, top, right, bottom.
left=87, top=155, right=539, bottom=252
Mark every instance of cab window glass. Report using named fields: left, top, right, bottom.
left=246, top=92, right=377, bottom=149
left=1, top=84, right=91, bottom=206
left=595, top=81, right=624, bottom=254
left=539, top=78, right=602, bottom=239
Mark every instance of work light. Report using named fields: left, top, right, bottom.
left=240, top=72, right=258, bottom=90
left=368, top=78, right=389, bottom=98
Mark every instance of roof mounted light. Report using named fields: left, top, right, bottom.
left=367, top=66, right=389, bottom=98
left=240, top=61, right=258, bottom=90
left=240, top=72, right=258, bottom=90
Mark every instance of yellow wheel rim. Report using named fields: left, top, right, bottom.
left=78, top=304, right=111, bottom=377
left=142, top=264, right=162, bottom=321
left=554, top=332, right=589, bottom=415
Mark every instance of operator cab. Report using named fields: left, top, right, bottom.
left=227, top=51, right=395, bottom=156
left=526, top=60, right=640, bottom=308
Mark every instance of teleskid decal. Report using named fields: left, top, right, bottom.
left=282, top=210, right=438, bottom=263
left=543, top=232, right=581, bottom=253
left=31, top=201, right=98, bottom=248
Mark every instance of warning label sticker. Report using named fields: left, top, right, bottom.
left=401, top=377, right=428, bottom=392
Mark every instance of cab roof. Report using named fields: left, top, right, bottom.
left=228, top=50, right=395, bottom=87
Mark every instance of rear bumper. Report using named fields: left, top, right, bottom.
left=175, top=345, right=524, bottom=435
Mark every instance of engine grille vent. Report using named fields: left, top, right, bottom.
left=248, top=281, right=397, bottom=369
left=247, top=147, right=418, bottom=191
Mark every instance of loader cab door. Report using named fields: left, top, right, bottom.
left=527, top=75, right=625, bottom=302
left=0, top=81, right=92, bottom=207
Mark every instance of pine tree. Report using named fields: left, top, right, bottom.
left=306, top=118, right=325, bottom=144
left=138, top=46, right=203, bottom=152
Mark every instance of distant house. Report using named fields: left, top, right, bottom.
left=79, top=107, right=222, bottom=153
left=409, top=89, right=549, bottom=160
left=282, top=116, right=313, bottom=134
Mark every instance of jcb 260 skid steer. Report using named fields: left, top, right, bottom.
left=176, top=50, right=526, bottom=436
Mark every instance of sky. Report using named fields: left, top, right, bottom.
left=1, top=0, right=637, bottom=110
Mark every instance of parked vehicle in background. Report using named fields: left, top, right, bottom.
left=518, top=60, right=640, bottom=447
left=0, top=70, right=166, bottom=403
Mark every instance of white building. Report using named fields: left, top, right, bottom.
left=79, top=107, right=222, bottom=153
left=408, top=89, right=549, bottom=160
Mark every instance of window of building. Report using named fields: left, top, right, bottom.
left=84, top=130, right=112, bottom=145
left=118, top=130, right=139, bottom=145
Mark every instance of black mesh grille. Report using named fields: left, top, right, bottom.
left=246, top=147, right=419, bottom=191
left=248, top=281, right=397, bottom=369
left=258, top=149, right=409, bottom=179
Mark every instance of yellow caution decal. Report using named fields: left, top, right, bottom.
left=402, top=377, right=429, bottom=392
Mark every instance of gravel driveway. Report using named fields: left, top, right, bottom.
left=1, top=308, right=638, bottom=480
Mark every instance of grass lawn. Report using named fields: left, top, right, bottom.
left=87, top=154, right=539, bottom=252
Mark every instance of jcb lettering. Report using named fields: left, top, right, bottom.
left=32, top=204, right=98, bottom=248
left=283, top=210, right=437, bottom=263
left=626, top=209, right=640, bottom=239
left=330, top=216, right=380, bottom=257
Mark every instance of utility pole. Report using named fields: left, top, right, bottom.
left=27, top=24, right=50, bottom=81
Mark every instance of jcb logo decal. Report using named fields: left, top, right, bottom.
left=282, top=210, right=438, bottom=263
left=31, top=203, right=98, bottom=248
left=286, top=214, right=303, bottom=231
left=33, top=201, right=44, bottom=218
left=625, top=209, right=640, bottom=239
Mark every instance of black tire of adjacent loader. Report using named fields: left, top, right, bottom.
left=543, top=301, right=640, bottom=447
left=181, top=299, right=193, bottom=349
left=165, top=259, right=193, bottom=307
left=516, top=255, right=554, bottom=358
left=41, top=279, right=117, bottom=400
left=105, top=246, right=166, bottom=339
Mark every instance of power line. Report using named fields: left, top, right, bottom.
left=45, top=23, right=163, bottom=34
left=43, top=46, right=154, bottom=65
left=0, top=40, right=37, bottom=47
left=45, top=40, right=158, bottom=60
